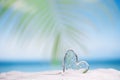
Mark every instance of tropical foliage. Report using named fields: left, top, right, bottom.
left=0, top=0, right=99, bottom=63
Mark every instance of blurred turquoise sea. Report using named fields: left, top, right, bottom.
left=0, top=60, right=120, bottom=72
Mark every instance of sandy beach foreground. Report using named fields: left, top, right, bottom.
left=0, top=69, right=120, bottom=80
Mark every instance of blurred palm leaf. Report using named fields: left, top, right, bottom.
left=0, top=0, right=97, bottom=64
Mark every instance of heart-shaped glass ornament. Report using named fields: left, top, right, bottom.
left=63, top=50, right=89, bottom=73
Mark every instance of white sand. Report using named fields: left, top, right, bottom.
left=0, top=69, right=120, bottom=80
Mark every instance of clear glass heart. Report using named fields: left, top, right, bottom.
left=63, top=50, right=89, bottom=73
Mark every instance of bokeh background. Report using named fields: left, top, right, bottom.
left=0, top=0, right=120, bottom=72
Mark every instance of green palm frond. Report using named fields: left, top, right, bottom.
left=0, top=0, right=98, bottom=64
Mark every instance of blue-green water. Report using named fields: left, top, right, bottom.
left=0, top=60, right=120, bottom=72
